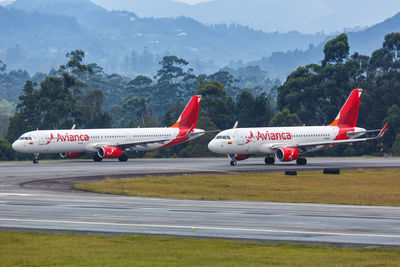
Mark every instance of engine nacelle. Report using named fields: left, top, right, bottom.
left=275, top=147, right=299, bottom=162
left=98, top=146, right=123, bottom=158
left=235, top=154, right=252, bottom=161
left=60, top=152, right=85, bottom=158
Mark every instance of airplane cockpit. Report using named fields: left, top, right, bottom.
left=214, top=135, right=231, bottom=140
left=18, top=136, right=33, bottom=141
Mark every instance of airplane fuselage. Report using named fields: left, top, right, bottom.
left=13, top=127, right=204, bottom=154
left=208, top=126, right=366, bottom=155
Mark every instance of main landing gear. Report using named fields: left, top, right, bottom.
left=93, top=154, right=102, bottom=162
left=118, top=153, right=128, bottom=162
left=33, top=153, right=39, bottom=164
left=230, top=160, right=237, bottom=166
left=264, top=156, right=275, bottom=165
left=296, top=157, right=307, bottom=165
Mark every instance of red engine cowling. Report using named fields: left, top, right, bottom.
left=275, top=148, right=299, bottom=162
left=98, top=147, right=123, bottom=158
left=235, top=154, right=252, bottom=161
left=60, top=152, right=85, bottom=158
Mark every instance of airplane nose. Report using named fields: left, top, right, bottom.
left=12, top=141, right=21, bottom=152
left=12, top=141, right=17, bottom=151
left=208, top=140, right=218, bottom=153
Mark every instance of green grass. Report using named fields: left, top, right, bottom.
left=74, top=169, right=400, bottom=206
left=1, top=231, right=399, bottom=266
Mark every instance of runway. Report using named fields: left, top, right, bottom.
left=1, top=157, right=400, bottom=246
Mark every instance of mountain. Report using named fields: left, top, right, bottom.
left=249, top=12, right=400, bottom=79
left=93, top=0, right=400, bottom=34
left=1, top=0, right=400, bottom=79
left=348, top=12, right=400, bottom=55
left=1, top=0, right=326, bottom=75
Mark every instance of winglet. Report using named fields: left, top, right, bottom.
left=378, top=122, right=389, bottom=137
left=171, top=95, right=201, bottom=129
left=233, top=121, right=238, bottom=129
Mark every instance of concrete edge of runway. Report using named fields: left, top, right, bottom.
left=2, top=226, right=399, bottom=249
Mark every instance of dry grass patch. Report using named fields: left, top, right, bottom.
left=74, top=169, right=400, bottom=206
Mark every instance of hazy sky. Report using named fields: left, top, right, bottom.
left=89, top=0, right=400, bottom=33
left=2, top=0, right=400, bottom=33
left=174, top=0, right=212, bottom=4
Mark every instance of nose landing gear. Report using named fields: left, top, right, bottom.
left=33, top=153, right=39, bottom=164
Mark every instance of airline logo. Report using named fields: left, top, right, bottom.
left=256, top=131, right=292, bottom=141
left=48, top=133, right=90, bottom=143
left=245, top=131, right=254, bottom=144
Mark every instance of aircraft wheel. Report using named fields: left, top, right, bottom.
left=119, top=154, right=128, bottom=162
left=230, top=160, right=237, bottom=166
left=296, top=158, right=307, bottom=165
left=33, top=153, right=39, bottom=164
left=264, top=157, right=275, bottom=165
left=93, top=154, right=103, bottom=162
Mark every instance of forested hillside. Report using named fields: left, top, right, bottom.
left=0, top=0, right=326, bottom=76
left=1, top=33, right=400, bottom=160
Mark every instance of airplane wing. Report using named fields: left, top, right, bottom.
left=109, top=130, right=219, bottom=150
left=271, top=123, right=388, bottom=152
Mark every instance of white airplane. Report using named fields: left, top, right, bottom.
left=208, top=89, right=388, bottom=166
left=12, top=95, right=205, bottom=163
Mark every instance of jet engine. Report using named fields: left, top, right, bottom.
left=60, top=152, right=85, bottom=158
left=275, top=147, right=299, bottom=162
left=98, top=146, right=123, bottom=158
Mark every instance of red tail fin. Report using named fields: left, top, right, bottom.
left=170, top=95, right=201, bottom=129
left=329, top=89, right=362, bottom=127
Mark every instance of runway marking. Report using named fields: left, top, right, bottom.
left=0, top=193, right=34, bottom=196
left=1, top=218, right=400, bottom=239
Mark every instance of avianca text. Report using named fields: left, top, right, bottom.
left=56, top=133, right=89, bottom=142
left=256, top=131, right=292, bottom=141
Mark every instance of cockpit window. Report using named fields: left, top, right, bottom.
left=215, top=135, right=231, bottom=140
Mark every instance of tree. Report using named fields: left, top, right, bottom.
left=269, top=108, right=301, bottom=127
left=322, top=33, right=349, bottom=65
left=76, top=90, right=112, bottom=128
left=5, top=81, right=39, bottom=142
left=126, top=75, right=153, bottom=97
left=0, top=138, right=14, bottom=160
left=111, top=96, right=156, bottom=128
left=59, top=50, right=92, bottom=76
left=197, top=78, right=234, bottom=130
left=253, top=92, right=273, bottom=126
left=392, top=134, right=400, bottom=156
left=6, top=50, right=112, bottom=142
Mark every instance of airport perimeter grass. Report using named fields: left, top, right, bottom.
left=1, top=231, right=400, bottom=266
left=75, top=169, right=400, bottom=206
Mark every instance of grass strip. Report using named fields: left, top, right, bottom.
left=74, top=169, right=400, bottom=206
left=1, top=231, right=400, bottom=266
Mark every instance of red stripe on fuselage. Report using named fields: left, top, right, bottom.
left=160, top=128, right=190, bottom=149
left=333, top=127, right=354, bottom=140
